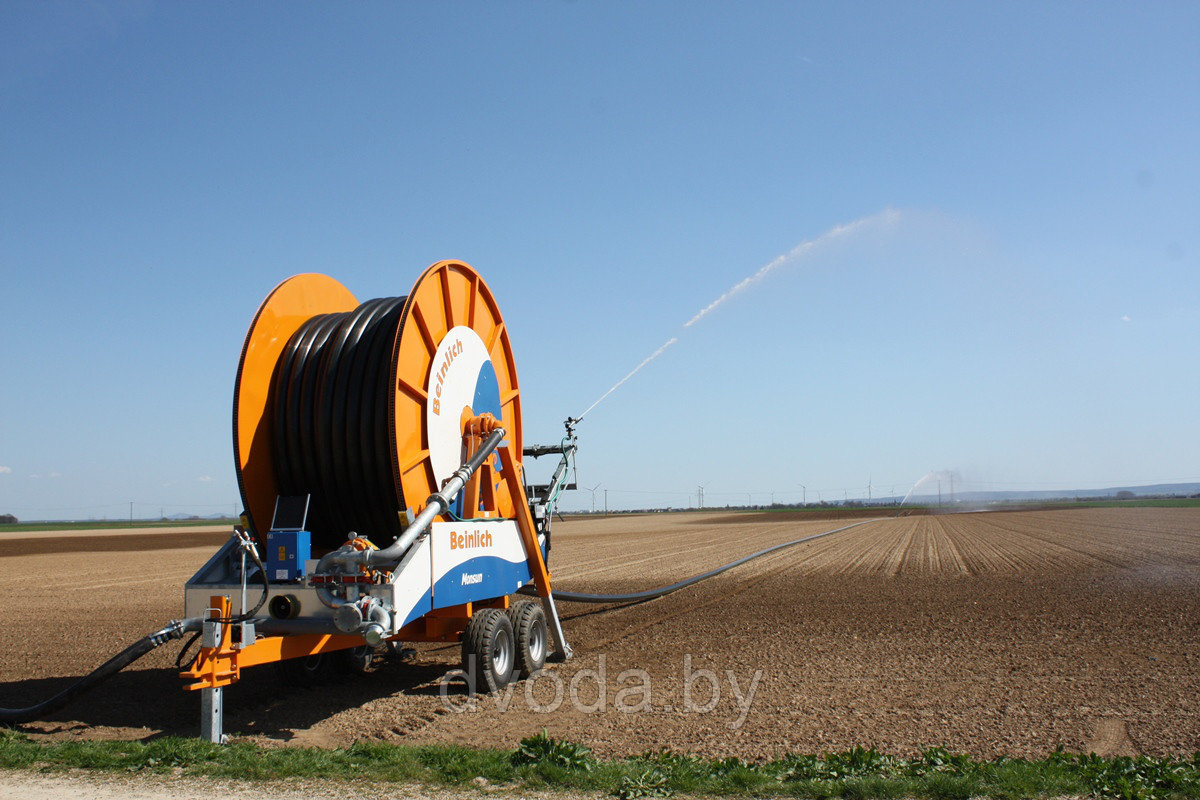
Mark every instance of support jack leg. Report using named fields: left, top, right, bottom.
left=201, top=686, right=226, bottom=744
left=541, top=593, right=573, bottom=662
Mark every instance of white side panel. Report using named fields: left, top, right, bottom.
left=390, top=535, right=433, bottom=628
left=430, top=520, right=533, bottom=607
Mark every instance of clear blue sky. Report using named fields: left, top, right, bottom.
left=2, top=2, right=1197, bottom=518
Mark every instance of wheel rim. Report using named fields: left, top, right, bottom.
left=492, top=627, right=513, bottom=678
left=529, top=619, right=547, bottom=665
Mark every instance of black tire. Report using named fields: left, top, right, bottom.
left=507, top=600, right=548, bottom=678
left=460, top=608, right=515, bottom=693
left=273, top=652, right=334, bottom=687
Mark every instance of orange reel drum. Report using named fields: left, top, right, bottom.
left=232, top=262, right=523, bottom=550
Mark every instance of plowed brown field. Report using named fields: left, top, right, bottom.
left=2, top=508, right=1197, bottom=759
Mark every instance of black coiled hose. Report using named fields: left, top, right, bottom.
left=272, top=296, right=408, bottom=549
left=0, top=618, right=199, bottom=725
left=520, top=519, right=878, bottom=604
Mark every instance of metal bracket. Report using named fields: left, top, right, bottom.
left=201, top=617, right=223, bottom=649
left=235, top=621, right=256, bottom=650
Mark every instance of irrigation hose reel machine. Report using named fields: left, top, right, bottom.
left=183, top=261, right=579, bottom=742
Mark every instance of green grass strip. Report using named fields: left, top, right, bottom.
left=3, top=730, right=1199, bottom=799
left=1061, top=498, right=1200, bottom=508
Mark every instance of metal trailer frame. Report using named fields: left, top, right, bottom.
left=181, top=418, right=577, bottom=742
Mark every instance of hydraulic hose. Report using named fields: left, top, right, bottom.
left=174, top=631, right=202, bottom=670
left=175, top=533, right=270, bottom=668
left=520, top=518, right=880, bottom=604
left=223, top=530, right=270, bottom=624
left=0, top=617, right=201, bottom=725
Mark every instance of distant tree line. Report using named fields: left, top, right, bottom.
left=0, top=514, right=17, bottom=525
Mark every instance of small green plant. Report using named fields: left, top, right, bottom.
left=774, top=753, right=828, bottom=781
left=615, top=766, right=672, bottom=799
left=1071, top=752, right=1197, bottom=800
left=826, top=746, right=897, bottom=778
left=511, top=730, right=594, bottom=771
left=775, top=748, right=898, bottom=783
left=638, top=748, right=701, bottom=768
left=909, top=746, right=978, bottom=777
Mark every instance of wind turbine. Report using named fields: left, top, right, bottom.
left=587, top=483, right=602, bottom=513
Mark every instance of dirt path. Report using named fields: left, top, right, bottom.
left=0, top=771, right=559, bottom=800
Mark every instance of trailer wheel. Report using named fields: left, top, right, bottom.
left=273, top=652, right=334, bottom=687
left=461, top=608, right=515, bottom=693
left=507, top=600, right=548, bottom=677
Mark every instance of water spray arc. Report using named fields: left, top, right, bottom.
left=900, top=470, right=960, bottom=507
left=681, top=208, right=900, bottom=331
left=575, top=209, right=902, bottom=424
left=576, top=337, right=678, bottom=421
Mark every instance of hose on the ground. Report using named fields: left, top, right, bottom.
left=0, top=617, right=201, bottom=725
left=519, top=518, right=879, bottom=604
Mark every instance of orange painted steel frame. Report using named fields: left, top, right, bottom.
left=183, top=434, right=555, bottom=691
left=182, top=596, right=513, bottom=690
left=184, top=596, right=367, bottom=690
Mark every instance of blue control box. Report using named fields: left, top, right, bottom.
left=266, top=530, right=311, bottom=582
